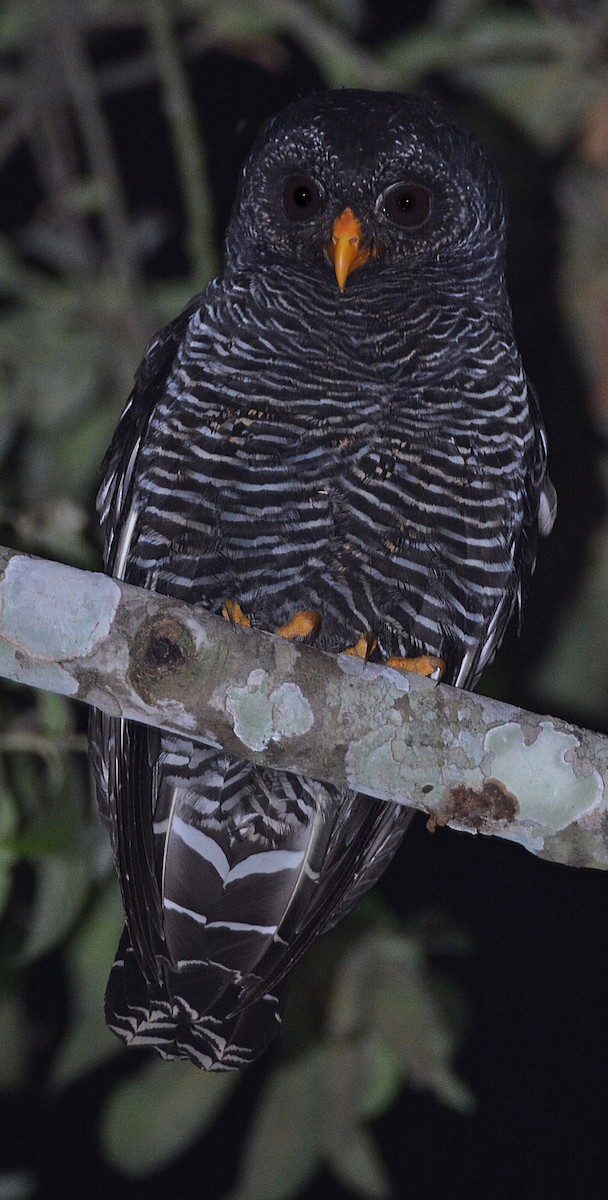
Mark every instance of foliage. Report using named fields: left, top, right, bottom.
left=0, top=0, right=606, bottom=1197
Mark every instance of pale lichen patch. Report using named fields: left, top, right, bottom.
left=152, top=698, right=198, bottom=729
left=268, top=682, right=314, bottom=740
left=328, top=661, right=409, bottom=744
left=484, top=721, right=603, bottom=830
left=452, top=728, right=482, bottom=772
left=345, top=720, right=413, bottom=804
left=0, top=556, right=120, bottom=661
left=0, top=639, right=78, bottom=695
left=225, top=669, right=313, bottom=753
left=454, top=694, right=493, bottom=741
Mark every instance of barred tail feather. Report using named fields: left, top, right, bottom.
left=106, top=928, right=286, bottom=1070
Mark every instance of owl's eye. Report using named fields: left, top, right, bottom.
left=382, top=183, right=432, bottom=228
left=282, top=175, right=324, bottom=221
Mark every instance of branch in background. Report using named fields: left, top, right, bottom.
left=28, top=39, right=98, bottom=278
left=49, top=0, right=141, bottom=290
left=146, top=0, right=219, bottom=284
left=0, top=543, right=606, bottom=871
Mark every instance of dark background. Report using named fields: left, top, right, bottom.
left=1, top=2, right=607, bottom=1198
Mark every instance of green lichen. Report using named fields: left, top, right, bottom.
left=225, top=668, right=314, bottom=753
left=484, top=721, right=603, bottom=829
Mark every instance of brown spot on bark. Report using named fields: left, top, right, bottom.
left=426, top=777, right=519, bottom=833
left=129, top=613, right=195, bottom=701
left=143, top=619, right=187, bottom=676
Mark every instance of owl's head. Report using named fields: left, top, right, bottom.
left=226, top=90, right=507, bottom=291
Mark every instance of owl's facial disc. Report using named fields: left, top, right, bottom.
left=327, top=208, right=377, bottom=292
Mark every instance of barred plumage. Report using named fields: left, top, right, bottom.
left=90, top=90, right=555, bottom=1069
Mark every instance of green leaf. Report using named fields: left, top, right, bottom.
left=317, top=0, right=364, bottom=34
left=430, top=0, right=487, bottom=28
left=46, top=402, right=120, bottom=503
left=328, top=930, right=474, bottom=1115
left=357, top=1035, right=403, bottom=1121
left=230, top=1050, right=324, bottom=1200
left=18, top=854, right=91, bottom=963
left=0, top=4, right=35, bottom=51
left=325, top=1126, right=392, bottom=1200
left=381, top=27, right=458, bottom=83
left=382, top=9, right=555, bottom=83
left=369, top=938, right=474, bottom=1113
left=51, top=881, right=125, bottom=1086
left=319, top=1040, right=393, bottom=1198
left=455, top=59, right=604, bottom=151
left=36, top=691, right=73, bottom=738
left=101, top=1056, right=237, bottom=1178
left=6, top=820, right=78, bottom=858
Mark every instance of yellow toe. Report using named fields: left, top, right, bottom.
left=221, top=599, right=251, bottom=627
left=385, top=654, right=445, bottom=679
left=276, top=610, right=322, bottom=640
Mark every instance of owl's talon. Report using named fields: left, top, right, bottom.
left=221, top=599, right=251, bottom=627
left=276, top=610, right=322, bottom=640
left=342, top=631, right=378, bottom=660
left=385, top=654, right=446, bottom=681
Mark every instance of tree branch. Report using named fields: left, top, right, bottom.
left=0, top=543, right=606, bottom=870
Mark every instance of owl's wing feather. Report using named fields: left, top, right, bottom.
left=91, top=293, right=204, bottom=864
left=234, top=794, right=415, bottom=1011
left=99, top=725, right=412, bottom=1065
left=91, top=317, right=413, bottom=1067
left=98, top=293, right=204, bottom=575
left=453, top=382, right=555, bottom=690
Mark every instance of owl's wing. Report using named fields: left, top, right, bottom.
left=453, top=377, right=555, bottom=690
left=97, top=293, right=205, bottom=577
left=90, top=292, right=204, bottom=864
left=90, top=303, right=414, bottom=1068
left=233, top=789, right=415, bottom=1013
left=96, top=725, right=412, bottom=1066
left=499, top=381, right=556, bottom=670
left=519, top=379, right=557, bottom=560
left=90, top=296, right=204, bottom=978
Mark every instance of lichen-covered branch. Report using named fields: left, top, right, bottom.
left=0, top=543, right=606, bottom=870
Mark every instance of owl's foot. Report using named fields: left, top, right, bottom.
left=342, top=631, right=378, bottom=660
left=221, top=599, right=251, bottom=627
left=276, top=610, right=322, bottom=641
left=222, top=601, right=322, bottom=642
left=341, top=633, right=444, bottom=679
left=386, top=654, right=445, bottom=680
left=222, top=602, right=445, bottom=680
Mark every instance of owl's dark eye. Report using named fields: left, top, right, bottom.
left=382, top=183, right=432, bottom=228
left=282, top=175, right=324, bottom=221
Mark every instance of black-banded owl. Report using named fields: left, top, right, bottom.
left=89, top=90, right=556, bottom=1070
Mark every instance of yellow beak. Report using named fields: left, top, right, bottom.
left=328, top=208, right=375, bottom=292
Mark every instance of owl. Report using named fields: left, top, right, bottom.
left=90, top=90, right=556, bottom=1069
